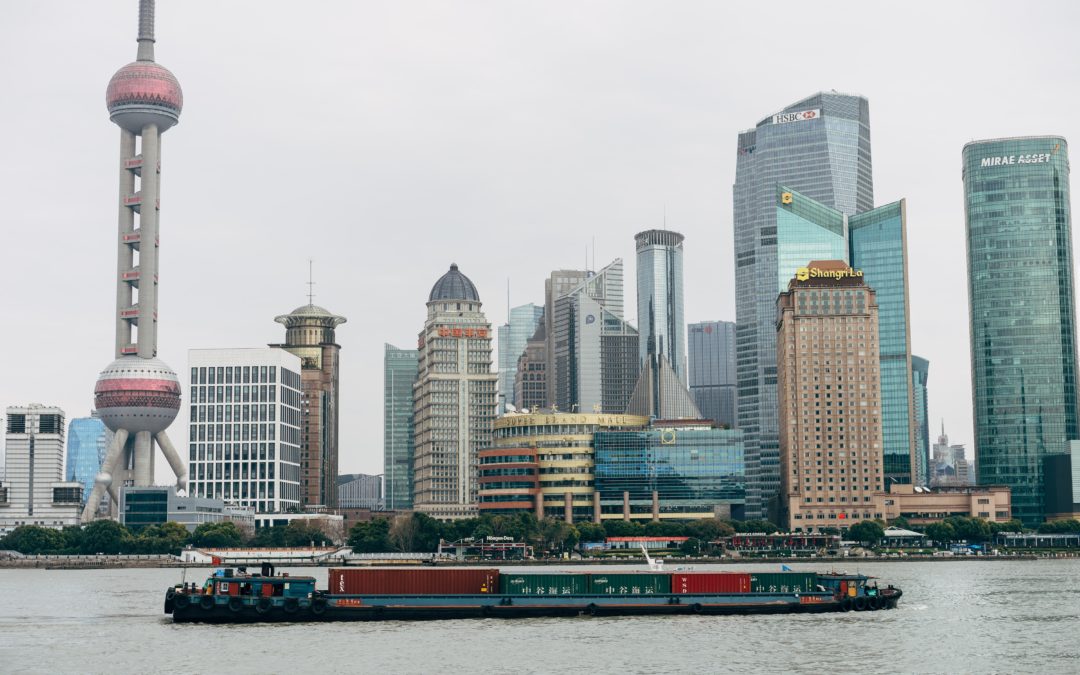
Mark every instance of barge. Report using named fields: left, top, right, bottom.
left=164, top=563, right=902, bottom=623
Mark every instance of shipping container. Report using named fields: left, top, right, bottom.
left=748, top=572, right=817, bottom=594
left=672, top=573, right=751, bottom=594
left=329, top=568, right=499, bottom=595
left=587, top=573, right=671, bottom=595
left=498, top=573, right=589, bottom=596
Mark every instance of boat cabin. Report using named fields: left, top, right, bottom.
left=205, top=563, right=315, bottom=599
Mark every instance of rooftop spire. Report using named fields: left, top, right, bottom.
left=307, top=259, right=316, bottom=305
left=136, top=0, right=156, bottom=61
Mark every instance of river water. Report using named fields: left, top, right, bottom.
left=1, top=560, right=1078, bottom=674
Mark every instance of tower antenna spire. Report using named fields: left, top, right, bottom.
left=137, top=0, right=156, bottom=61
left=307, top=259, right=316, bottom=304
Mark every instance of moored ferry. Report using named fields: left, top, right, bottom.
left=164, top=563, right=902, bottom=623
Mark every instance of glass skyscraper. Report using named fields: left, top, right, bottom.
left=911, top=356, right=930, bottom=486
left=66, top=413, right=112, bottom=505
left=688, top=320, right=737, bottom=428
left=734, top=92, right=874, bottom=519
left=384, top=343, right=418, bottom=510
left=636, top=230, right=687, bottom=382
left=497, top=303, right=544, bottom=414
left=963, top=136, right=1078, bottom=525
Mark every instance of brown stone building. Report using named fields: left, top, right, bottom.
left=272, top=303, right=346, bottom=509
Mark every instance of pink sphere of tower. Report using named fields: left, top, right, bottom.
left=94, top=356, right=182, bottom=434
left=106, top=61, right=183, bottom=133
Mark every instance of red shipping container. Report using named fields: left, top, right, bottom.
left=672, top=573, right=751, bottom=594
left=329, top=568, right=499, bottom=595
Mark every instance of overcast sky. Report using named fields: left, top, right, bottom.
left=3, top=1, right=1079, bottom=480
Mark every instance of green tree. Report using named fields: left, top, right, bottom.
left=283, top=521, right=332, bottom=547
left=575, top=522, right=606, bottom=544
left=135, top=521, right=190, bottom=555
left=944, top=516, right=991, bottom=542
left=79, top=519, right=134, bottom=554
left=644, top=521, right=687, bottom=537
left=190, top=521, right=243, bottom=548
left=734, top=519, right=780, bottom=534
left=680, top=537, right=702, bottom=556
left=989, top=519, right=1024, bottom=535
left=887, top=516, right=910, bottom=530
left=0, top=525, right=66, bottom=554
left=537, top=519, right=575, bottom=554
left=925, top=521, right=955, bottom=546
left=250, top=525, right=287, bottom=547
left=847, top=520, right=885, bottom=547
left=603, top=520, right=645, bottom=537
left=685, top=518, right=736, bottom=542
left=1038, top=519, right=1080, bottom=534
left=347, top=518, right=392, bottom=553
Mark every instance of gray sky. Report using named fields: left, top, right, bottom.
left=2, top=1, right=1079, bottom=480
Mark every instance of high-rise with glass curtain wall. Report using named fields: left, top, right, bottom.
left=963, top=137, right=1078, bottom=525
left=911, top=356, right=930, bottom=485
left=383, top=344, right=418, bottom=510
left=497, top=304, right=544, bottom=414
left=688, top=321, right=737, bottom=428
left=636, top=230, right=688, bottom=383
left=65, top=413, right=112, bottom=506
left=734, top=92, right=874, bottom=519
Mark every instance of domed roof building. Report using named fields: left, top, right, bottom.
left=429, top=263, right=481, bottom=303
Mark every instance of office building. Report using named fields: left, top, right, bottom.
left=383, top=344, right=418, bottom=510
left=544, top=270, right=592, bottom=407
left=1044, top=441, right=1080, bottom=521
left=514, top=323, right=547, bottom=412
left=186, top=349, right=304, bottom=514
left=552, top=260, right=639, bottom=414
left=1, top=405, right=83, bottom=535
left=636, top=230, right=688, bottom=382
left=65, top=412, right=112, bottom=506
left=930, top=424, right=974, bottom=487
left=120, top=486, right=254, bottom=533
left=911, top=356, right=930, bottom=485
left=734, top=92, right=875, bottom=519
left=497, top=304, right=544, bottom=414
left=688, top=321, right=737, bottom=427
left=478, top=411, right=649, bottom=521
left=412, top=264, right=498, bottom=519
left=271, top=300, right=346, bottom=509
left=594, top=422, right=745, bottom=522
left=83, top=0, right=188, bottom=522
left=963, top=137, right=1077, bottom=525
left=777, top=261, right=884, bottom=531
left=337, top=473, right=383, bottom=510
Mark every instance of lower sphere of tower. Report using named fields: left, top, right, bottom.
left=94, top=356, right=181, bottom=433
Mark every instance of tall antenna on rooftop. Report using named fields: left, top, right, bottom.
left=307, top=259, right=316, bottom=304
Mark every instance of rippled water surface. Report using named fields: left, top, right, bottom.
left=2, top=560, right=1078, bottom=674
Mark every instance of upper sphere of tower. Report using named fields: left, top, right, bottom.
left=106, top=61, right=183, bottom=133
left=94, top=356, right=181, bottom=433
left=429, top=263, right=481, bottom=303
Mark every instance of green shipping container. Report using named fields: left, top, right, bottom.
left=587, top=573, right=672, bottom=595
left=498, top=573, right=589, bottom=596
left=748, top=572, right=818, bottom=594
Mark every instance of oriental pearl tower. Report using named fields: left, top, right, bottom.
left=82, top=0, right=187, bottom=521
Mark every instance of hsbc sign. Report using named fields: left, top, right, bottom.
left=771, top=108, right=821, bottom=125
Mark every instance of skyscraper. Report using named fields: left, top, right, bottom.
left=552, top=260, right=638, bottom=414
left=911, top=356, right=930, bottom=485
left=412, top=264, right=497, bottom=519
left=688, top=320, right=737, bottom=428
left=186, top=349, right=304, bottom=513
left=963, top=137, right=1077, bottom=525
left=514, top=323, right=547, bottom=412
left=383, top=343, right=418, bottom=510
left=734, top=92, right=874, bottom=519
left=2, top=405, right=83, bottom=534
left=544, top=270, right=591, bottom=407
left=66, top=413, right=112, bottom=506
left=497, top=304, right=544, bottom=414
left=83, top=0, right=188, bottom=521
left=635, top=230, right=688, bottom=382
left=271, top=302, right=346, bottom=509
left=777, top=261, right=883, bottom=531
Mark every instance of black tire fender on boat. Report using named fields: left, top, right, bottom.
left=691, top=603, right=703, bottom=614
left=228, top=597, right=244, bottom=612
left=199, top=595, right=216, bottom=611
left=585, top=603, right=599, bottom=616
left=868, top=596, right=882, bottom=611
left=283, top=598, right=299, bottom=614
left=840, top=597, right=853, bottom=612
left=311, top=597, right=328, bottom=615
left=164, top=590, right=175, bottom=614
left=256, top=597, right=273, bottom=615
left=854, top=596, right=869, bottom=612
left=173, top=593, right=190, bottom=610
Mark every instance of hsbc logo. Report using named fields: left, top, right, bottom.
left=771, top=108, right=821, bottom=125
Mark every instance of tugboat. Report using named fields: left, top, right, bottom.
left=165, top=563, right=901, bottom=623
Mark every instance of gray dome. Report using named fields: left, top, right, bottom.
left=429, top=263, right=480, bottom=302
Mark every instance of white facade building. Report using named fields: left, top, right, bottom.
left=1, top=405, right=83, bottom=535
left=187, top=349, right=303, bottom=514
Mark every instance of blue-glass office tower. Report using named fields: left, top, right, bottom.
left=636, top=230, right=687, bottom=383
left=911, top=356, right=930, bottom=485
left=66, top=413, right=112, bottom=505
left=734, top=92, right=874, bottom=519
left=963, top=137, right=1078, bottom=525
left=688, top=321, right=737, bottom=427
left=772, top=187, right=915, bottom=486
left=384, top=343, right=419, bottom=510
left=497, top=303, right=544, bottom=414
